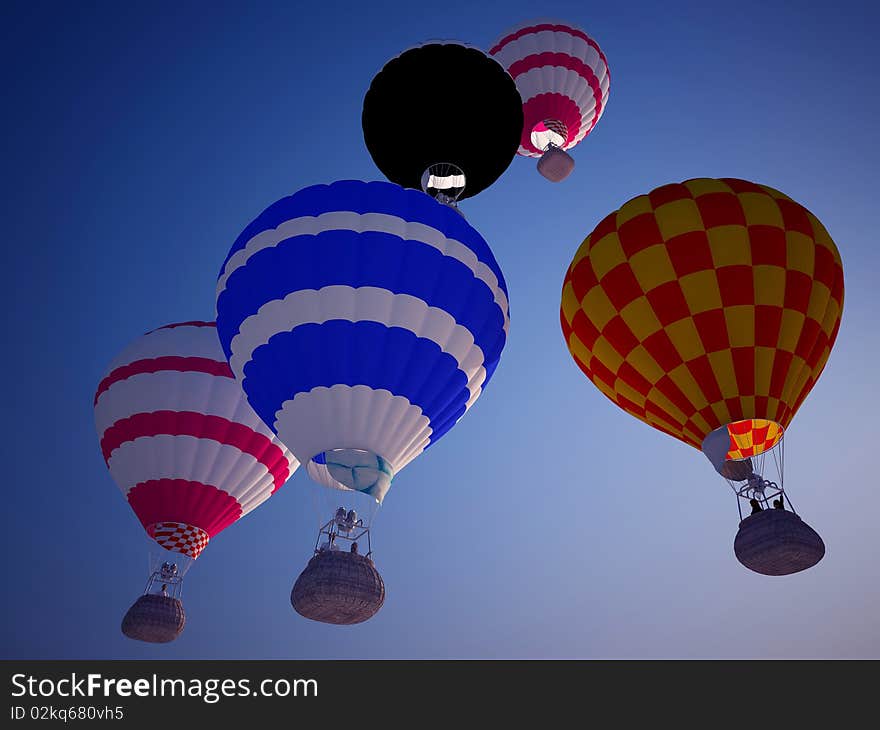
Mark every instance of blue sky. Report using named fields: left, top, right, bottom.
left=3, top=0, right=879, bottom=658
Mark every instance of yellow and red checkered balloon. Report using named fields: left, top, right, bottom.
left=560, top=178, right=844, bottom=460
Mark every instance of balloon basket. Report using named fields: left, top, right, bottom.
left=121, top=594, right=186, bottom=643
left=292, top=551, right=385, bottom=625
left=121, top=562, right=186, bottom=643
left=734, top=508, right=825, bottom=576
left=537, top=145, right=575, bottom=182
left=714, top=439, right=823, bottom=575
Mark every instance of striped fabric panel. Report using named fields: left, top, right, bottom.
left=561, top=178, right=844, bottom=456
left=218, top=181, right=508, bottom=298
left=94, top=323, right=298, bottom=553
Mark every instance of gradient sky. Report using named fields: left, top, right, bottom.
left=3, top=0, right=878, bottom=659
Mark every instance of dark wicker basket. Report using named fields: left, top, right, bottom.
left=734, top=509, right=825, bottom=576
left=121, top=594, right=186, bottom=643
left=291, top=550, right=385, bottom=625
left=536, top=146, right=575, bottom=183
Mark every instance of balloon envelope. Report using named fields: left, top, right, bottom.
left=362, top=43, right=523, bottom=200
left=215, top=180, right=510, bottom=502
left=560, top=178, right=844, bottom=460
left=490, top=20, right=610, bottom=158
left=94, top=321, right=299, bottom=558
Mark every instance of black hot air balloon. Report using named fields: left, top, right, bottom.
left=362, top=42, right=523, bottom=210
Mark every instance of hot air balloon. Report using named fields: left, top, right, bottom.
left=560, top=179, right=843, bottom=575
left=362, top=42, right=523, bottom=211
left=490, top=20, right=610, bottom=183
left=215, top=180, right=510, bottom=623
left=94, top=321, right=298, bottom=642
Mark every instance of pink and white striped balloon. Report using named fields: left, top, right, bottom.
left=94, top=321, right=299, bottom=559
left=490, top=20, right=610, bottom=158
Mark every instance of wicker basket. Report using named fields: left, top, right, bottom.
left=291, top=550, right=385, bottom=625
left=734, top=509, right=825, bottom=576
left=536, top=146, right=575, bottom=182
left=121, top=594, right=186, bottom=643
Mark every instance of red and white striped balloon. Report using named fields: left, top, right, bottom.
left=490, top=20, right=610, bottom=158
left=94, top=321, right=299, bottom=559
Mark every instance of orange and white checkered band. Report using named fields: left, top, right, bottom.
left=148, top=522, right=210, bottom=559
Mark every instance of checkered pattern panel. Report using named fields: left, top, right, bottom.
left=148, top=521, right=210, bottom=559
left=561, top=178, right=844, bottom=453
left=543, top=119, right=569, bottom=139
left=726, top=418, right=783, bottom=459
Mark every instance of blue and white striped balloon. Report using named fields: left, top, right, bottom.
left=215, top=180, right=510, bottom=503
